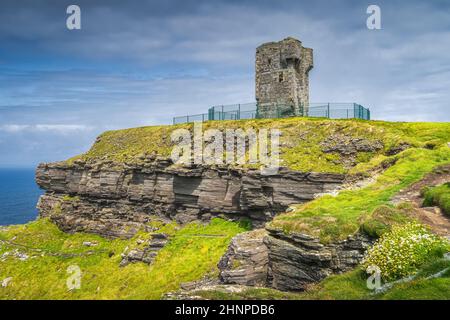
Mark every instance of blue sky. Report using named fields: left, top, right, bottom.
left=1, top=0, right=449, bottom=167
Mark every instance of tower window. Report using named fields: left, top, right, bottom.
left=279, top=72, right=283, bottom=82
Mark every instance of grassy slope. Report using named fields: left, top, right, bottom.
left=67, top=118, right=450, bottom=174
left=3, top=118, right=450, bottom=300
left=66, top=119, right=450, bottom=244
left=302, top=255, right=450, bottom=300
left=4, top=217, right=445, bottom=300
left=270, top=146, right=450, bottom=243
left=0, top=218, right=248, bottom=300
left=423, top=183, right=450, bottom=215
left=185, top=257, right=450, bottom=300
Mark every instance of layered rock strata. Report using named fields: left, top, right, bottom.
left=36, top=158, right=345, bottom=238
left=217, top=228, right=373, bottom=291
left=218, top=229, right=269, bottom=286
left=264, top=227, right=373, bottom=291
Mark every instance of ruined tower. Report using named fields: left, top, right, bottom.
left=255, top=37, right=313, bottom=118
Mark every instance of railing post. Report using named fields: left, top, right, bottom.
left=327, top=103, right=330, bottom=118
left=238, top=104, right=241, bottom=120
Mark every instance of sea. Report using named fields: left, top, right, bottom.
left=0, top=168, right=43, bottom=226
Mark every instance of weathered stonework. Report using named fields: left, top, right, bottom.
left=255, top=37, right=313, bottom=118
left=35, top=158, right=344, bottom=238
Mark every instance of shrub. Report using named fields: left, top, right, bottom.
left=362, top=222, right=450, bottom=282
left=360, top=205, right=410, bottom=238
left=422, top=183, right=450, bottom=215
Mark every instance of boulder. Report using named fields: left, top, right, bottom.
left=218, top=229, right=268, bottom=286
left=264, top=226, right=373, bottom=291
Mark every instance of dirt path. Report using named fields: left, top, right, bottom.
left=391, top=165, right=450, bottom=238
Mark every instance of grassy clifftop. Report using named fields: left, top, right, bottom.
left=68, top=118, right=450, bottom=174
left=65, top=118, right=450, bottom=244
left=2, top=118, right=449, bottom=300
left=270, top=146, right=450, bottom=243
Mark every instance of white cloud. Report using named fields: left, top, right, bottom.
left=0, top=124, right=92, bottom=133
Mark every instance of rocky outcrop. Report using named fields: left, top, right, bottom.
left=195, top=225, right=373, bottom=292
left=36, top=158, right=345, bottom=238
left=321, top=134, right=383, bottom=168
left=218, top=229, right=268, bottom=286
left=164, top=284, right=259, bottom=300
left=264, top=226, right=373, bottom=291
left=120, top=233, right=169, bottom=267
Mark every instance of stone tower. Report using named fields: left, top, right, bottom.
left=255, top=37, right=313, bottom=118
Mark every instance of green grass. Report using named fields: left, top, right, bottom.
left=186, top=269, right=371, bottom=300
left=173, top=254, right=450, bottom=300
left=362, top=222, right=450, bottom=281
left=270, top=145, right=450, bottom=243
left=4, top=119, right=450, bottom=299
left=300, top=269, right=372, bottom=300
left=301, top=255, right=450, bottom=300
left=184, top=287, right=306, bottom=300
left=0, top=218, right=248, bottom=300
left=359, top=204, right=411, bottom=238
left=422, top=183, right=450, bottom=215
left=66, top=119, right=450, bottom=174
left=95, top=120, right=448, bottom=243
left=379, top=257, right=450, bottom=300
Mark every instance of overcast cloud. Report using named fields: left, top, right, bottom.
left=0, top=0, right=449, bottom=167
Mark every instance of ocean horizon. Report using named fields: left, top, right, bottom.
left=0, top=168, right=43, bottom=226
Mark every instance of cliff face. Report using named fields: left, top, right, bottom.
left=36, top=157, right=345, bottom=238
left=217, top=228, right=372, bottom=291
left=263, top=227, right=372, bottom=291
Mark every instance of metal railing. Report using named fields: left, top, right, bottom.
left=173, top=102, right=370, bottom=124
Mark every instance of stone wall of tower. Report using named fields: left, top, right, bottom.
left=255, top=37, right=313, bottom=118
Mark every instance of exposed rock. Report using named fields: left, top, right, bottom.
left=120, top=233, right=169, bottom=267
left=36, top=160, right=345, bottom=238
left=321, top=134, right=383, bottom=155
left=218, top=229, right=268, bottom=286
left=215, top=225, right=373, bottom=292
left=1, top=277, right=12, bottom=288
left=180, top=276, right=220, bottom=292
left=82, top=241, right=97, bottom=247
left=263, top=226, right=373, bottom=291
left=391, top=163, right=450, bottom=237
left=385, top=142, right=411, bottom=156
left=164, top=284, right=256, bottom=300
left=320, top=134, right=383, bottom=168
left=0, top=249, right=30, bottom=262
left=15, top=251, right=29, bottom=261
